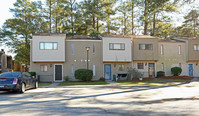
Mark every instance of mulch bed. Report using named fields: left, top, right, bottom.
left=63, top=81, right=105, bottom=82
left=119, top=78, right=155, bottom=82
left=157, top=76, right=194, bottom=80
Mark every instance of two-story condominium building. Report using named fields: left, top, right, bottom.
left=172, top=37, right=199, bottom=76
left=156, top=39, right=187, bottom=76
left=30, top=33, right=199, bottom=82
left=131, top=35, right=158, bottom=77
left=30, top=33, right=103, bottom=82
left=102, top=35, right=132, bottom=80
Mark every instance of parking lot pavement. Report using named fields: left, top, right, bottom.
left=0, top=82, right=199, bottom=116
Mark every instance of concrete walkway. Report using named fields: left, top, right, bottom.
left=155, top=78, right=177, bottom=82
left=191, top=77, right=199, bottom=81
left=43, top=82, right=61, bottom=87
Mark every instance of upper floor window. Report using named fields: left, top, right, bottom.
left=40, top=42, right=58, bottom=50
left=109, top=43, right=125, bottom=50
left=139, top=44, right=153, bottom=50
left=193, top=44, right=199, bottom=51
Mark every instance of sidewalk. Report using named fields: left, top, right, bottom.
left=39, top=77, right=199, bottom=88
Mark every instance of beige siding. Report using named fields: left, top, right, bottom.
left=103, top=63, right=131, bottom=80
left=64, top=40, right=103, bottom=81
left=132, top=62, right=156, bottom=77
left=133, top=38, right=158, bottom=61
left=103, top=37, right=132, bottom=62
left=32, top=35, right=65, bottom=62
left=188, top=39, right=199, bottom=61
left=156, top=42, right=187, bottom=76
left=30, top=62, right=57, bottom=82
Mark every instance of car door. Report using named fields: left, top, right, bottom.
left=22, top=72, right=31, bottom=89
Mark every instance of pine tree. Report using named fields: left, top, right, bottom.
left=0, top=0, right=48, bottom=71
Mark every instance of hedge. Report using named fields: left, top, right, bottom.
left=171, top=67, right=182, bottom=76
left=75, top=69, right=93, bottom=81
left=157, top=71, right=165, bottom=77
left=28, top=72, right=36, bottom=77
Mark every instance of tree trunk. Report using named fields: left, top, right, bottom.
left=131, top=2, right=134, bottom=35
left=92, top=13, right=95, bottom=29
left=107, top=15, right=110, bottom=34
left=144, top=0, right=148, bottom=35
left=193, top=19, right=196, bottom=37
left=55, top=15, right=58, bottom=33
left=71, top=3, right=74, bottom=36
left=124, top=13, right=126, bottom=35
left=96, top=0, right=99, bottom=31
left=49, top=0, right=52, bottom=33
left=152, top=12, right=156, bottom=36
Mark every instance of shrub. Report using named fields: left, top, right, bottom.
left=99, top=77, right=105, bottom=81
left=75, top=69, right=93, bottom=81
left=171, top=67, right=182, bottom=76
left=28, top=72, right=36, bottom=77
left=157, top=71, right=165, bottom=77
left=127, top=67, right=143, bottom=79
left=64, top=76, right=69, bottom=81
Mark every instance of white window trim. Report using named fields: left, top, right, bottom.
left=71, top=64, right=74, bottom=76
left=178, top=45, right=181, bottom=55
left=71, top=44, right=74, bottom=55
left=161, top=63, right=164, bottom=71
left=137, top=63, right=144, bottom=69
left=161, top=45, right=163, bottom=55
left=93, top=65, right=96, bottom=76
left=40, top=64, right=48, bottom=72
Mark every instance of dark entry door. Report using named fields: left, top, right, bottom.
left=55, top=65, right=63, bottom=81
left=148, top=63, right=155, bottom=78
left=104, top=64, right=111, bottom=80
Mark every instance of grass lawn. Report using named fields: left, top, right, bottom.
left=118, top=79, right=173, bottom=85
left=59, top=81, right=109, bottom=86
left=39, top=83, right=52, bottom=86
left=165, top=78, right=188, bottom=82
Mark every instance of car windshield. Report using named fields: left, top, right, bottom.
left=0, top=72, right=21, bottom=78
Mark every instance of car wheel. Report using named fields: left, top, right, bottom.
left=20, top=83, right=26, bottom=93
left=34, top=81, right=38, bottom=89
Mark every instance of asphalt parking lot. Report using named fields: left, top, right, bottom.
left=0, top=82, right=199, bottom=116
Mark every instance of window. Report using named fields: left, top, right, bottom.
left=139, top=44, right=152, bottom=50
left=71, top=44, right=74, bottom=55
left=179, top=63, right=182, bottom=68
left=22, top=72, right=31, bottom=78
left=194, top=44, right=199, bottom=51
left=161, top=63, right=164, bottom=71
left=40, top=65, right=47, bottom=72
left=71, top=64, right=74, bottom=76
left=118, top=64, right=125, bottom=71
left=137, top=63, right=144, bottom=69
left=109, top=43, right=125, bottom=50
left=93, top=44, right=95, bottom=54
left=178, top=45, right=181, bottom=55
left=161, top=45, right=164, bottom=55
left=40, top=42, right=58, bottom=50
left=93, top=65, right=96, bottom=76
